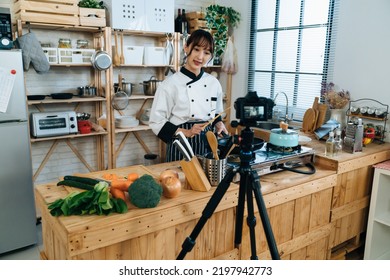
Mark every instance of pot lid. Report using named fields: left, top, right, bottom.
left=270, top=121, right=298, bottom=135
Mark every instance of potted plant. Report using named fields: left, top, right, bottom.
left=205, top=4, right=240, bottom=64
left=78, top=0, right=104, bottom=9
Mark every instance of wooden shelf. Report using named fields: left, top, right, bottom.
left=347, top=113, right=387, bottom=122
left=115, top=125, right=151, bottom=133
left=14, top=21, right=104, bottom=33
left=49, top=63, right=94, bottom=67
left=114, top=64, right=174, bottom=68
left=28, top=96, right=106, bottom=105
left=30, top=131, right=108, bottom=143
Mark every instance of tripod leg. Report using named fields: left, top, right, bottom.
left=176, top=167, right=237, bottom=260
left=245, top=171, right=259, bottom=260
left=234, top=169, right=247, bottom=247
left=250, top=170, right=280, bottom=260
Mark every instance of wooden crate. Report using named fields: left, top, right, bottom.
left=187, top=11, right=208, bottom=34
left=79, top=7, right=106, bottom=27
left=12, top=0, right=78, bottom=26
left=186, top=11, right=205, bottom=20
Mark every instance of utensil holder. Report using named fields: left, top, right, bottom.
left=201, top=153, right=228, bottom=186
left=180, top=156, right=211, bottom=192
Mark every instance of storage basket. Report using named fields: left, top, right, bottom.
left=105, top=0, right=173, bottom=32
left=58, top=48, right=95, bottom=64
left=12, top=0, right=79, bottom=26
left=42, top=47, right=58, bottom=64
left=144, top=47, right=165, bottom=65
left=123, top=46, right=144, bottom=65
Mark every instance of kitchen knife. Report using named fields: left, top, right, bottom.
left=173, top=139, right=191, bottom=161
left=175, top=131, right=195, bottom=158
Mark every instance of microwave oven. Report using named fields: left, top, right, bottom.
left=0, top=8, right=13, bottom=49
left=30, top=111, right=78, bottom=138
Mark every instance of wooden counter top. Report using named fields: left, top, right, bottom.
left=34, top=137, right=390, bottom=260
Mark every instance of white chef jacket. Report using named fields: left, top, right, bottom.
left=149, top=68, right=224, bottom=143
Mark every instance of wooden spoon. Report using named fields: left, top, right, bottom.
left=113, top=30, right=120, bottom=66
left=206, top=131, right=219, bottom=160
left=120, top=30, right=125, bottom=65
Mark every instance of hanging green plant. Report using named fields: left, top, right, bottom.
left=205, top=5, right=241, bottom=62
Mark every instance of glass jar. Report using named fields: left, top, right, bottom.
left=76, top=39, right=89, bottom=49
left=58, top=38, right=72, bottom=48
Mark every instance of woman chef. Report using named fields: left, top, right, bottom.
left=149, top=29, right=228, bottom=162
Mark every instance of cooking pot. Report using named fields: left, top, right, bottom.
left=91, top=35, right=112, bottom=71
left=142, top=76, right=162, bottom=96
left=114, top=82, right=134, bottom=96
left=269, top=122, right=299, bottom=147
left=77, top=86, right=97, bottom=97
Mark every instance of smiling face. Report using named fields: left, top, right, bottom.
left=184, top=44, right=212, bottom=74
left=183, top=30, right=214, bottom=75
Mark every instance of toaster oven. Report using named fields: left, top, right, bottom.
left=30, top=111, right=78, bottom=138
left=0, top=8, right=13, bottom=49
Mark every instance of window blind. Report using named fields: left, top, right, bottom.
left=248, top=0, right=339, bottom=121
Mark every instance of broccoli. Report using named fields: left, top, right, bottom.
left=128, top=174, right=162, bottom=208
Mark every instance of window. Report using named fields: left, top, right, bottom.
left=248, top=0, right=339, bottom=121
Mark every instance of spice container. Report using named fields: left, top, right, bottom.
left=58, top=38, right=72, bottom=48
left=76, top=39, right=89, bottom=49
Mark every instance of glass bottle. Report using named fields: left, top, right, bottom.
left=174, top=9, right=182, bottom=33
left=181, top=9, right=189, bottom=35
left=334, top=129, right=342, bottom=156
left=58, top=38, right=72, bottom=48
left=76, top=39, right=89, bottom=49
left=325, top=131, right=335, bottom=157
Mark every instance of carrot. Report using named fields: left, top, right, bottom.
left=110, top=187, right=126, bottom=201
left=110, top=179, right=132, bottom=191
left=102, top=173, right=119, bottom=180
left=126, top=173, right=139, bottom=181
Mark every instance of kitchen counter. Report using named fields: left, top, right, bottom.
left=35, top=140, right=390, bottom=260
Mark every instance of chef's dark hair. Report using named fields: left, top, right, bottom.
left=184, top=29, right=214, bottom=62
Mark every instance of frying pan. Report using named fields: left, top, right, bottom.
left=49, top=93, right=74, bottom=99
left=218, top=136, right=265, bottom=155
left=27, top=95, right=46, bottom=100
left=91, top=34, right=112, bottom=71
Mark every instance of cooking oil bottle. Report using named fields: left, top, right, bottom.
left=325, top=131, right=335, bottom=157
left=334, top=128, right=343, bottom=156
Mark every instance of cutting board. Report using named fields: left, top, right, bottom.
left=312, top=97, right=319, bottom=129
left=302, top=108, right=316, bottom=132
left=316, top=104, right=328, bottom=130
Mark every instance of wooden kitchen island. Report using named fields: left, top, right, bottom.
left=35, top=141, right=390, bottom=260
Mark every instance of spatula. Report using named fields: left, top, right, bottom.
left=120, top=30, right=125, bottom=65
left=206, top=131, right=219, bottom=160
left=113, top=30, right=120, bottom=66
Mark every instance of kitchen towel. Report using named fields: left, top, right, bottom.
left=15, top=32, right=50, bottom=74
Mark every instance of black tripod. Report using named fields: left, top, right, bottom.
left=177, top=125, right=280, bottom=260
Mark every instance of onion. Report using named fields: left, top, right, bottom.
left=161, top=176, right=182, bottom=198
left=159, top=169, right=179, bottom=183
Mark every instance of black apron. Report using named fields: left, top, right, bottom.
left=166, top=122, right=212, bottom=162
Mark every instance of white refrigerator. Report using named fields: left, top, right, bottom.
left=0, top=49, right=37, bottom=254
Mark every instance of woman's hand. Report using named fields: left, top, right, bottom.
left=177, top=123, right=208, bottom=138
left=214, top=121, right=228, bottom=137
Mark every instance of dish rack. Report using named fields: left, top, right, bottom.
left=346, top=98, right=388, bottom=143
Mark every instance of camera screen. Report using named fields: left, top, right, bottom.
left=243, top=105, right=265, bottom=119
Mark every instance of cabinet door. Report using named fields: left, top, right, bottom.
left=364, top=167, right=390, bottom=260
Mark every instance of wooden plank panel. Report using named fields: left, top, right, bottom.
left=175, top=219, right=197, bottom=260
left=292, top=196, right=311, bottom=237
left=309, top=188, right=332, bottom=230
left=262, top=174, right=336, bottom=208
left=331, top=196, right=370, bottom=221
left=257, top=224, right=331, bottom=260
left=337, top=150, right=390, bottom=173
